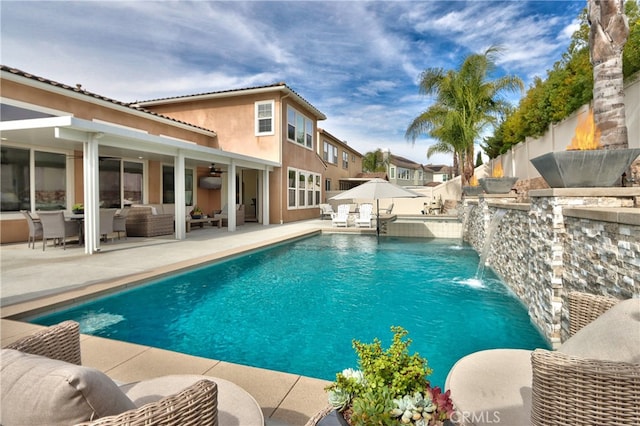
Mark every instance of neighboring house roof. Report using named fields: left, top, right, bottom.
left=0, top=65, right=217, bottom=136
left=424, top=181, right=442, bottom=187
left=355, top=172, right=388, bottom=180
left=134, top=82, right=327, bottom=120
left=425, top=164, right=453, bottom=174
left=318, top=128, right=364, bottom=157
left=389, top=154, right=423, bottom=170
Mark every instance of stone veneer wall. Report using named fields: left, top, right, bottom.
left=462, top=188, right=640, bottom=347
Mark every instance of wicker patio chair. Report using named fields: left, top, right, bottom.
left=530, top=292, right=640, bottom=426
left=6, top=319, right=81, bottom=365
left=441, top=291, right=639, bottom=426
left=2, top=321, right=264, bottom=426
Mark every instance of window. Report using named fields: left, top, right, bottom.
left=287, top=168, right=321, bottom=209
left=100, top=159, right=144, bottom=208
left=398, top=167, right=411, bottom=180
left=1, top=147, right=30, bottom=211
left=342, top=151, right=349, bottom=169
left=0, top=147, right=68, bottom=212
left=287, top=106, right=313, bottom=149
left=323, top=141, right=338, bottom=164
left=255, top=101, right=274, bottom=135
left=162, top=165, right=194, bottom=205
left=390, top=167, right=396, bottom=179
left=325, top=178, right=331, bottom=192
left=315, top=175, right=321, bottom=205
left=288, top=170, right=296, bottom=208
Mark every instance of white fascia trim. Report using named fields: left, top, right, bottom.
left=1, top=115, right=279, bottom=170
left=135, top=85, right=327, bottom=121
left=1, top=70, right=216, bottom=137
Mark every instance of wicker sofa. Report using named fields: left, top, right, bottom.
left=445, top=292, right=640, bottom=426
left=125, top=205, right=174, bottom=237
left=1, top=321, right=264, bottom=425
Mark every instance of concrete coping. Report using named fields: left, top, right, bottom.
left=530, top=187, right=640, bottom=197
left=563, top=207, right=640, bottom=226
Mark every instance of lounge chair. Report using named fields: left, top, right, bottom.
left=331, top=204, right=350, bottom=227
left=37, top=210, right=81, bottom=250
left=2, top=320, right=264, bottom=426
left=445, top=292, right=640, bottom=426
left=319, top=204, right=334, bottom=220
left=354, top=203, right=373, bottom=228
left=20, top=210, right=42, bottom=249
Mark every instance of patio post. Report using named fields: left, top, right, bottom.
left=174, top=151, right=186, bottom=240
left=83, top=133, right=100, bottom=254
left=227, top=161, right=237, bottom=231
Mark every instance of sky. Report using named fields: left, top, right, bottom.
left=0, top=0, right=585, bottom=166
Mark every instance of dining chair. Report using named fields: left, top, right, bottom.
left=113, top=207, right=129, bottom=239
left=99, top=209, right=117, bottom=242
left=37, top=211, right=80, bottom=251
left=20, top=210, right=43, bottom=249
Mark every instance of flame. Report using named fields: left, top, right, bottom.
left=567, top=110, right=602, bottom=150
left=469, top=175, right=479, bottom=187
left=492, top=163, right=504, bottom=178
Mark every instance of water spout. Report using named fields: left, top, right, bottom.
left=475, top=209, right=507, bottom=281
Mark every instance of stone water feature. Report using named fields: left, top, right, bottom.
left=461, top=188, right=639, bottom=346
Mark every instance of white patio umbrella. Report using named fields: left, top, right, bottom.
left=329, top=178, right=422, bottom=236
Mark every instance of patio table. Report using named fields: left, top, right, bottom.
left=186, top=217, right=222, bottom=232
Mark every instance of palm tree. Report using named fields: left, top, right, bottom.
left=588, top=0, right=629, bottom=149
left=362, top=149, right=388, bottom=173
left=406, top=46, right=523, bottom=185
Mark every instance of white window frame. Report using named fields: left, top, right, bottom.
left=255, top=100, right=275, bottom=136
left=287, top=106, right=314, bottom=150
left=287, top=167, right=321, bottom=209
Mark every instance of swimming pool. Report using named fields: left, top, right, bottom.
left=31, top=234, right=549, bottom=388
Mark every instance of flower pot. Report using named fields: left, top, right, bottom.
left=530, top=149, right=640, bottom=188
left=478, top=177, right=518, bottom=194
left=462, top=186, right=483, bottom=196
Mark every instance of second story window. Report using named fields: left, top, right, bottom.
left=324, top=141, right=338, bottom=164
left=342, top=151, right=349, bottom=169
left=255, top=101, right=274, bottom=135
left=287, top=106, right=313, bottom=149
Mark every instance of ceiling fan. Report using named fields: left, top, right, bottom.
left=209, top=163, right=226, bottom=177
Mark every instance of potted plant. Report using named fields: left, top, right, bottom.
left=316, top=326, right=454, bottom=426
left=72, top=203, right=84, bottom=214
left=190, top=205, right=203, bottom=219
left=478, top=163, right=518, bottom=194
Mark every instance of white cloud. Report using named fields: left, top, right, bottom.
left=1, top=0, right=582, bottom=164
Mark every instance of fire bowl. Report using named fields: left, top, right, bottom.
left=478, top=177, right=519, bottom=194
left=530, top=149, right=640, bottom=188
left=462, top=186, right=484, bottom=196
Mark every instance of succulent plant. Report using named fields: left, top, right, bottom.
left=328, top=388, right=352, bottom=411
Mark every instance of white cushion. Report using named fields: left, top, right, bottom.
left=120, top=374, right=264, bottom=426
left=1, top=349, right=135, bottom=425
left=559, top=297, right=640, bottom=363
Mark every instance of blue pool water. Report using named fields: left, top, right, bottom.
left=31, top=234, right=549, bottom=388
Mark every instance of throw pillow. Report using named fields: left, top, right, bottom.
left=559, top=297, right=640, bottom=363
left=1, top=349, right=135, bottom=426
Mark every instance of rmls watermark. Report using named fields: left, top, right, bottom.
left=451, top=410, right=502, bottom=424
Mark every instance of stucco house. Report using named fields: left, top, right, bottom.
left=0, top=65, right=335, bottom=251
left=317, top=128, right=364, bottom=193
left=385, top=153, right=428, bottom=187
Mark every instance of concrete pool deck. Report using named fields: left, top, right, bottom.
left=2, top=219, right=357, bottom=426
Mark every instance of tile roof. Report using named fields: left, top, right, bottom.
left=1, top=65, right=216, bottom=134
left=135, top=82, right=326, bottom=120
